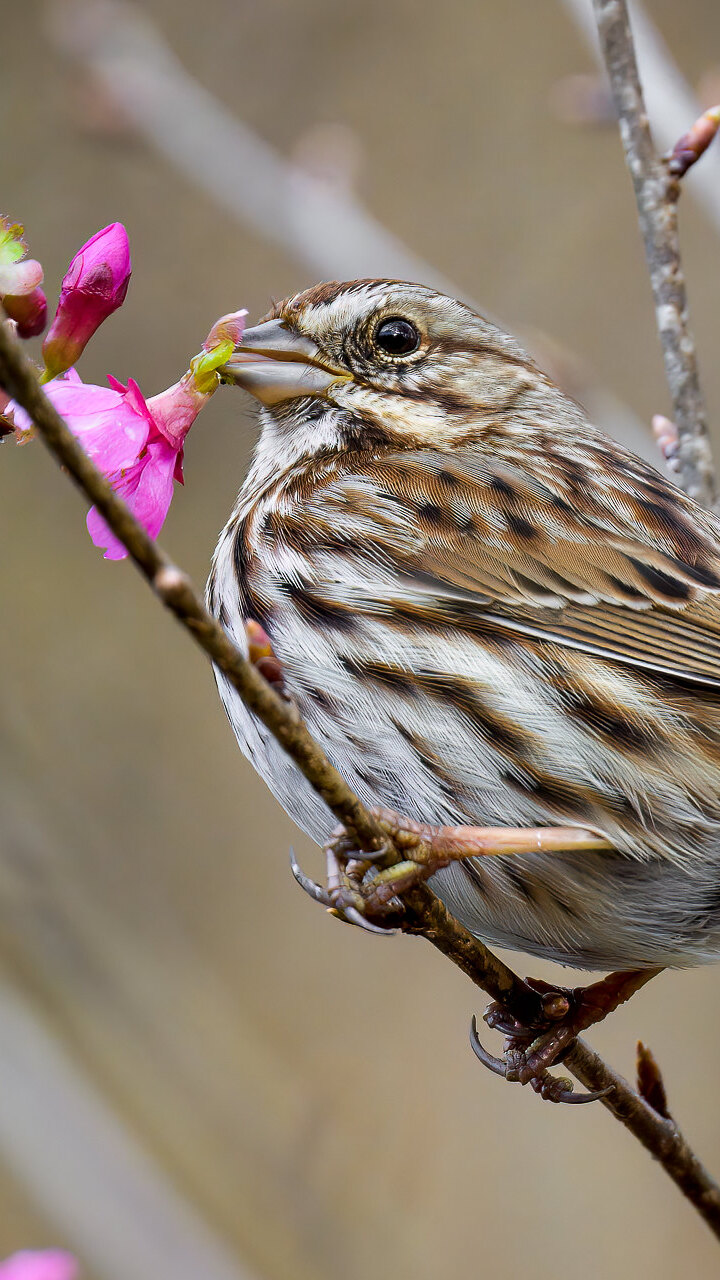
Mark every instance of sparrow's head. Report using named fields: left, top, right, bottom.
left=220, top=279, right=566, bottom=456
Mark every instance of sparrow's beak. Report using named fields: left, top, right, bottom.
left=219, top=318, right=349, bottom=406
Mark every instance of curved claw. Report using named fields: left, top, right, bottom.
left=531, top=1073, right=614, bottom=1105
left=554, top=1084, right=614, bottom=1105
left=469, top=1015, right=511, bottom=1077
left=350, top=840, right=392, bottom=865
left=289, top=848, right=331, bottom=905
left=469, top=1017, right=613, bottom=1104
left=343, top=905, right=397, bottom=935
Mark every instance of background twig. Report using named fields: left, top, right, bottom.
left=45, top=0, right=656, bottom=462
left=592, top=0, right=717, bottom=508
left=3, top=318, right=720, bottom=1238
left=563, top=0, right=720, bottom=236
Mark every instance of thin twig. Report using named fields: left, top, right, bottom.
left=3, top=322, right=720, bottom=1239
left=592, top=0, right=717, bottom=509
left=562, top=0, right=720, bottom=238
left=567, top=1040, right=720, bottom=1238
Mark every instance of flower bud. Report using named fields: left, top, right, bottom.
left=0, top=216, right=47, bottom=336
left=190, top=309, right=247, bottom=394
left=42, top=222, right=131, bottom=379
left=667, top=105, right=720, bottom=178
left=2, top=286, right=48, bottom=337
left=203, top=310, right=247, bottom=352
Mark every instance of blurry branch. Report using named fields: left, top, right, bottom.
left=0, top=982, right=257, bottom=1280
left=563, top=0, right=720, bottom=237
left=591, top=0, right=717, bottom=509
left=45, top=0, right=452, bottom=290
left=44, top=0, right=655, bottom=461
left=3, top=322, right=720, bottom=1242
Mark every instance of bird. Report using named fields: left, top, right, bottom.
left=207, top=278, right=720, bottom=975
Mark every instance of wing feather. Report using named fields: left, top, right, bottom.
left=303, top=443, right=720, bottom=689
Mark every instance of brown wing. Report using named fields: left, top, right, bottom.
left=312, top=440, right=720, bottom=688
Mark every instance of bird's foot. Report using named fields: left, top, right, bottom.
left=470, top=968, right=660, bottom=1103
left=291, top=807, right=612, bottom=935
left=290, top=809, right=416, bottom=935
left=290, top=806, right=547, bottom=934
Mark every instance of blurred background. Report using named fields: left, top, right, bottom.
left=3, top=2, right=720, bottom=1277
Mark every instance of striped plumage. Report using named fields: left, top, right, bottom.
left=209, top=279, right=720, bottom=970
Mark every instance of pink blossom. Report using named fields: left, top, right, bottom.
left=86, top=373, right=213, bottom=559
left=11, top=368, right=204, bottom=559
left=42, top=223, right=131, bottom=380
left=10, top=309, right=245, bottom=558
left=13, top=368, right=147, bottom=470
left=0, top=1251, right=77, bottom=1280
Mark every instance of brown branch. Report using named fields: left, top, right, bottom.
left=3, top=322, right=720, bottom=1240
left=593, top=0, right=717, bottom=509
left=567, top=1040, right=720, bottom=1238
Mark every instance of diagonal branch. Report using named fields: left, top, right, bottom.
left=0, top=319, right=538, bottom=1025
left=566, top=1039, right=720, bottom=1235
left=592, top=0, right=717, bottom=508
left=3, top=320, right=720, bottom=1239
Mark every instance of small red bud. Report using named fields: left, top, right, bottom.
left=2, top=286, right=48, bottom=338
left=667, top=105, right=720, bottom=178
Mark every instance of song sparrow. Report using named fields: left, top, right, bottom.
left=208, top=279, right=720, bottom=973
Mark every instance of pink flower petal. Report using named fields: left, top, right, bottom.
left=68, top=223, right=131, bottom=298
left=10, top=371, right=150, bottom=472
left=122, top=377, right=151, bottom=422
left=147, top=376, right=212, bottom=449
left=38, top=375, right=150, bottom=473
left=0, top=1250, right=77, bottom=1280
left=87, top=438, right=177, bottom=559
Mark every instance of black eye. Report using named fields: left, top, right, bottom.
left=374, top=316, right=420, bottom=357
